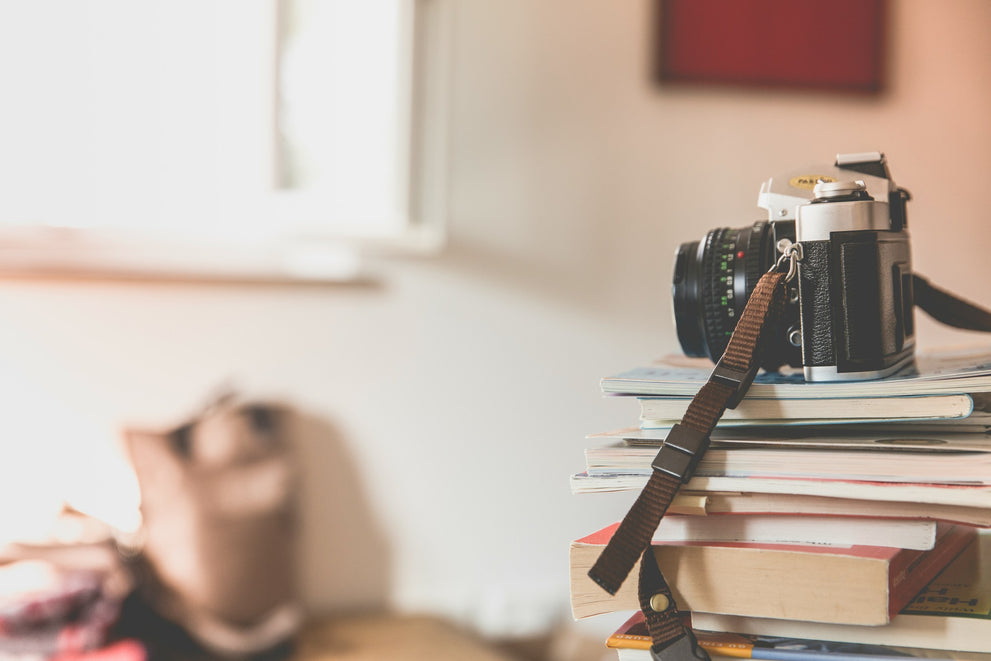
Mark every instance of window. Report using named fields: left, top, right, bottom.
left=0, top=0, right=449, bottom=279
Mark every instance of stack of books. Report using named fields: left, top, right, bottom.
left=570, top=347, right=991, bottom=659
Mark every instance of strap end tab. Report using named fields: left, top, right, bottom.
left=587, top=568, right=621, bottom=596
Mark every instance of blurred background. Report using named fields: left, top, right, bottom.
left=0, top=1, right=989, bottom=660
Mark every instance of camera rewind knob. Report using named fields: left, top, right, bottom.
left=813, top=180, right=869, bottom=201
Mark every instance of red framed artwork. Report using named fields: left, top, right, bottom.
left=654, top=0, right=887, bottom=92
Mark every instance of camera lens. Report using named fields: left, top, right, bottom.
left=672, top=221, right=776, bottom=362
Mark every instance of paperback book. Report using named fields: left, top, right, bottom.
left=570, top=474, right=991, bottom=509
left=655, top=490, right=991, bottom=528
left=606, top=610, right=991, bottom=661
left=641, top=513, right=937, bottom=550
left=636, top=392, right=980, bottom=423
left=591, top=427, right=991, bottom=451
left=599, top=346, right=991, bottom=399
left=569, top=522, right=975, bottom=625
left=692, top=532, right=991, bottom=654
left=581, top=438, right=991, bottom=484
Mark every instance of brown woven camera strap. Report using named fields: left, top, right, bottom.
left=587, top=270, right=788, bottom=661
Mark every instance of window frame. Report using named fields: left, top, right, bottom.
left=0, top=0, right=451, bottom=282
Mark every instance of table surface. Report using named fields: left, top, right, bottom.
left=293, top=614, right=519, bottom=661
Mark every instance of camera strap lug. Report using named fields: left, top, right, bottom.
left=588, top=269, right=789, bottom=657
left=771, top=239, right=803, bottom=283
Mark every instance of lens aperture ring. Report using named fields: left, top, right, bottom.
left=700, top=228, right=737, bottom=360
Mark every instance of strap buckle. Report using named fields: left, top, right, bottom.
left=710, top=357, right=760, bottom=409
left=651, top=424, right=709, bottom=483
left=650, top=632, right=711, bottom=661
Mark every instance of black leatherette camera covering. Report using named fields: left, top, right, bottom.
left=798, top=240, right=834, bottom=367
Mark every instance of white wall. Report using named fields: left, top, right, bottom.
left=1, top=0, right=990, bottom=640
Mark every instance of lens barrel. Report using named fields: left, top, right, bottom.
left=672, top=221, right=777, bottom=363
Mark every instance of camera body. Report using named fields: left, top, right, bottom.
left=673, top=152, right=915, bottom=382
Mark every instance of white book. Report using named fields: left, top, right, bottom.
left=570, top=474, right=991, bottom=509
left=601, top=346, right=991, bottom=399
left=637, top=393, right=977, bottom=422
left=661, top=490, right=991, bottom=528
left=582, top=439, right=991, bottom=485
left=590, top=427, right=991, bottom=451
left=652, top=514, right=936, bottom=550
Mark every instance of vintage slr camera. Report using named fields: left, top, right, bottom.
left=673, top=152, right=915, bottom=382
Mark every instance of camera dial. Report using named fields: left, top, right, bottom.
left=812, top=180, right=870, bottom=201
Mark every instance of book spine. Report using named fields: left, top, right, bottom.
left=887, top=525, right=977, bottom=618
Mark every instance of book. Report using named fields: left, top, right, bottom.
left=633, top=420, right=991, bottom=434
left=657, top=490, right=991, bottom=528
left=569, top=521, right=975, bottom=624
left=644, top=514, right=938, bottom=550
left=582, top=441, right=991, bottom=485
left=639, top=417, right=991, bottom=429
left=691, top=532, right=991, bottom=654
left=606, top=611, right=990, bottom=661
left=599, top=347, right=991, bottom=399
left=570, top=474, right=991, bottom=510
left=637, top=393, right=977, bottom=423
left=591, top=427, right=991, bottom=451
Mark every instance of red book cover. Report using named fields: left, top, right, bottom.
left=573, top=521, right=976, bottom=623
